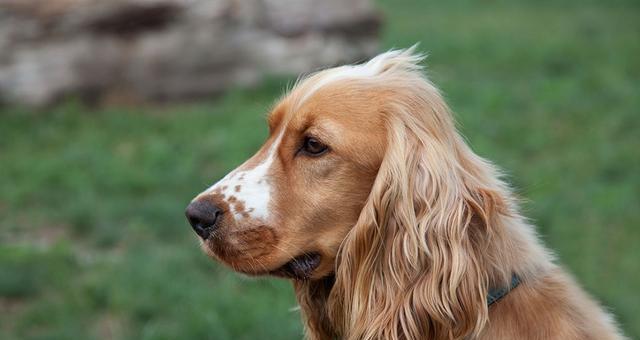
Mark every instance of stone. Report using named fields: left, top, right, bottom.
left=0, top=0, right=381, bottom=106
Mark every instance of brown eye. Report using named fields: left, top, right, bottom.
left=301, top=137, right=328, bottom=156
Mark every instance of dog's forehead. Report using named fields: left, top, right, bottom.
left=268, top=64, right=373, bottom=126
left=271, top=86, right=366, bottom=135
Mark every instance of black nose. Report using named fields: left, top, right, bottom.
left=185, top=200, right=223, bottom=239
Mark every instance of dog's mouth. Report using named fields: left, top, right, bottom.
left=270, top=252, right=321, bottom=280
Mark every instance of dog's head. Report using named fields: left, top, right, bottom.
left=186, top=51, right=400, bottom=279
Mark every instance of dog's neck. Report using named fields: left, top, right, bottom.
left=293, top=276, right=338, bottom=340
left=292, top=213, right=553, bottom=340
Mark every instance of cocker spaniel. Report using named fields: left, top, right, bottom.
left=186, top=47, right=625, bottom=339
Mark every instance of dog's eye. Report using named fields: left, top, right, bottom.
left=301, top=137, right=328, bottom=156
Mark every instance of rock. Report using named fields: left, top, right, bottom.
left=0, top=0, right=381, bottom=106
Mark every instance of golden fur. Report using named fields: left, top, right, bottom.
left=191, top=47, right=625, bottom=339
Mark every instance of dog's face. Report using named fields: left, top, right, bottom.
left=187, top=77, right=389, bottom=279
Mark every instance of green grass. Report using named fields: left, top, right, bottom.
left=1, top=0, right=639, bottom=338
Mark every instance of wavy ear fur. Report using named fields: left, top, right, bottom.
left=327, top=76, right=511, bottom=340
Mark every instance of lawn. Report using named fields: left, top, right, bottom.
left=1, top=0, right=638, bottom=339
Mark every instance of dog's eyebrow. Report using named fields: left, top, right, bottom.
left=267, top=107, right=286, bottom=132
left=304, top=120, right=341, bottom=144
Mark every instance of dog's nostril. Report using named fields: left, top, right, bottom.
left=185, top=200, right=223, bottom=239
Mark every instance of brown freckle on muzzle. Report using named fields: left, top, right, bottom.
left=208, top=191, right=226, bottom=203
left=234, top=200, right=246, bottom=214
left=225, top=199, right=250, bottom=219
left=235, top=185, right=241, bottom=192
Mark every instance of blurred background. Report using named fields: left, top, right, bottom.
left=1, top=0, right=638, bottom=338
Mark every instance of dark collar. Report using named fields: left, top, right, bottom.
left=487, top=274, right=521, bottom=306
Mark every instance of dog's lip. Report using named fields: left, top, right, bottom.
left=270, top=252, right=321, bottom=280
left=201, top=238, right=321, bottom=279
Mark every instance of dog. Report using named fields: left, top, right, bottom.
left=186, top=47, right=625, bottom=339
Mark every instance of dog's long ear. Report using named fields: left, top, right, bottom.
left=328, top=89, right=509, bottom=339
